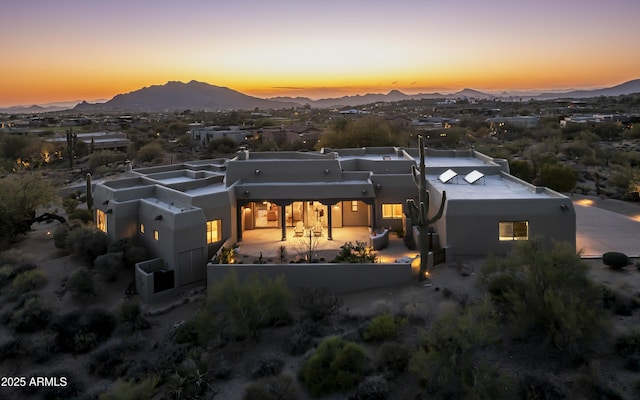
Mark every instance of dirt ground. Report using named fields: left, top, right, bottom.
left=2, top=196, right=640, bottom=399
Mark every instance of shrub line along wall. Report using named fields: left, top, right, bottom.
left=207, top=262, right=415, bottom=295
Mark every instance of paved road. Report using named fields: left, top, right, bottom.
left=574, top=196, right=640, bottom=258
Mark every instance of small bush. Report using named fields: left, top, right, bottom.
left=89, top=339, right=127, bottom=378
left=603, top=252, right=629, bottom=269
left=362, top=313, right=406, bottom=341
left=117, top=298, right=150, bottom=330
left=615, top=331, right=640, bottom=357
left=333, top=241, right=377, bottom=263
left=51, top=308, right=116, bottom=354
left=7, top=269, right=47, bottom=301
left=299, top=336, right=368, bottom=396
left=67, top=267, right=97, bottom=299
left=251, top=353, right=285, bottom=378
left=296, top=286, right=343, bottom=321
left=9, top=296, right=52, bottom=332
left=66, top=226, right=107, bottom=263
left=0, top=338, right=22, bottom=362
left=68, top=208, right=93, bottom=223
left=198, top=273, right=292, bottom=342
left=166, top=358, right=212, bottom=399
left=518, top=375, right=564, bottom=400
left=285, top=319, right=319, bottom=355
left=353, top=375, right=389, bottom=400
left=95, top=252, right=124, bottom=282
left=243, top=374, right=297, bottom=400
left=377, top=342, right=412, bottom=375
left=99, top=375, right=160, bottom=400
left=53, top=224, right=70, bottom=249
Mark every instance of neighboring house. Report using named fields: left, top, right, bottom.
left=487, top=116, right=540, bottom=129
left=189, top=126, right=252, bottom=147
left=45, top=131, right=131, bottom=152
left=92, top=146, right=575, bottom=300
left=260, top=125, right=321, bottom=145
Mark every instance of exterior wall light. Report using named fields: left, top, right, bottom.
left=244, top=190, right=250, bottom=196
left=560, top=204, right=569, bottom=211
left=375, top=184, right=382, bottom=190
left=254, top=169, right=260, bottom=175
left=361, top=189, right=367, bottom=194
left=102, top=200, right=109, bottom=205
left=323, top=169, right=330, bottom=174
left=154, top=215, right=163, bottom=221
left=105, top=209, right=113, bottom=214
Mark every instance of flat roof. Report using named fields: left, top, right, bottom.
left=428, top=173, right=561, bottom=200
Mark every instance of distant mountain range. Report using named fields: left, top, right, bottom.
left=2, top=79, right=640, bottom=114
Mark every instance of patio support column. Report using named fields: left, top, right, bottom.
left=236, top=204, right=243, bottom=242
left=368, top=200, right=377, bottom=230
left=327, top=203, right=333, bottom=240
left=280, top=205, right=286, bottom=241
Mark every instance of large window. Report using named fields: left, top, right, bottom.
left=206, top=219, right=222, bottom=244
left=499, top=221, right=529, bottom=241
left=382, top=203, right=403, bottom=219
left=96, top=209, right=107, bottom=233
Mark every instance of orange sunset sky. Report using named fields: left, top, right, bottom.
left=1, top=0, right=639, bottom=107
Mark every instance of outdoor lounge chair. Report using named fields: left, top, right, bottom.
left=313, top=221, right=323, bottom=237
left=294, top=221, right=305, bottom=237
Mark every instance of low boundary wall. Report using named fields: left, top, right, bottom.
left=207, top=262, right=415, bottom=295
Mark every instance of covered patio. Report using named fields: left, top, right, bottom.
left=233, top=226, right=419, bottom=264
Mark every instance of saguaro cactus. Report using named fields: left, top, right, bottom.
left=406, top=135, right=446, bottom=280
left=65, top=128, right=77, bottom=168
left=86, top=173, right=93, bottom=212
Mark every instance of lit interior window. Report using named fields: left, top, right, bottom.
left=206, top=219, right=222, bottom=244
left=351, top=201, right=358, bottom=212
left=499, top=221, right=529, bottom=241
left=382, top=203, right=403, bottom=219
left=140, top=223, right=145, bottom=234
left=96, top=209, right=107, bottom=233
left=153, top=230, right=159, bottom=241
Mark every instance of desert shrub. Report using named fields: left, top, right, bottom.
left=243, top=374, right=298, bottom=400
left=479, top=240, right=606, bottom=356
left=614, top=331, right=640, bottom=357
left=299, top=336, right=368, bottom=396
left=53, top=223, right=70, bottom=249
left=296, top=286, right=343, bottom=321
left=137, top=141, right=164, bottom=163
left=333, top=240, right=377, bottom=263
left=361, top=313, right=406, bottom=341
left=95, top=251, right=124, bottom=281
left=67, top=267, right=97, bottom=299
left=99, top=375, right=160, bottom=400
left=0, top=260, right=35, bottom=287
left=353, top=375, right=389, bottom=400
left=408, top=301, right=509, bottom=398
left=166, top=358, right=212, bottom=399
left=51, top=308, right=116, bottom=354
left=9, top=296, right=52, bottom=332
left=377, top=341, right=412, bottom=375
left=34, top=369, right=84, bottom=400
left=603, top=251, right=629, bottom=270
left=172, top=320, right=198, bottom=344
left=89, top=338, right=127, bottom=378
left=0, top=338, right=22, bottom=362
left=26, top=332, right=57, bottom=364
left=197, top=273, right=292, bottom=342
left=519, top=375, right=564, bottom=400
left=285, top=319, right=320, bottom=355
left=66, top=226, right=107, bottom=263
left=68, top=208, right=93, bottom=223
left=117, top=298, right=150, bottom=330
left=251, top=353, right=285, bottom=378
left=7, top=268, right=47, bottom=300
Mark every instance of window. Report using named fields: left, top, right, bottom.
left=153, top=230, right=159, bottom=241
left=499, top=221, right=529, bottom=241
left=140, top=223, right=145, bottom=234
left=351, top=201, right=358, bottom=212
left=96, top=209, right=107, bottom=233
left=382, top=203, right=403, bottom=219
left=206, top=219, right=222, bottom=244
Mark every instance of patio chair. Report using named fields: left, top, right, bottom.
left=294, top=221, right=305, bottom=237
left=313, top=221, right=323, bottom=237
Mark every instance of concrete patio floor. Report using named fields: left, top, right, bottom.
left=234, top=226, right=419, bottom=264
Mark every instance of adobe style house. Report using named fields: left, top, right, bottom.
left=92, top=146, right=575, bottom=299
